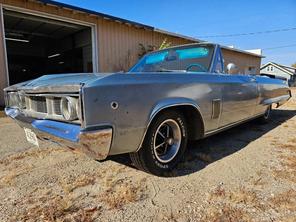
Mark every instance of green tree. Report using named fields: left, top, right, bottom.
left=292, top=63, right=296, bottom=68
left=159, top=38, right=171, bottom=50
left=138, top=38, right=172, bottom=59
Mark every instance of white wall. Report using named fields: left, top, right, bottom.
left=260, top=64, right=292, bottom=80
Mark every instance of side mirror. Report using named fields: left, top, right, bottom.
left=226, top=63, right=239, bottom=74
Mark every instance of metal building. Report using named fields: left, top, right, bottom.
left=0, top=0, right=263, bottom=105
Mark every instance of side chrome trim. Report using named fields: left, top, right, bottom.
left=136, top=102, right=205, bottom=152
left=211, top=99, right=221, bottom=119
left=262, top=95, right=291, bottom=105
left=204, top=112, right=265, bottom=137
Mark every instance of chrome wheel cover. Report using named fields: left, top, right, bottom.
left=153, top=119, right=182, bottom=163
left=264, top=106, right=271, bottom=119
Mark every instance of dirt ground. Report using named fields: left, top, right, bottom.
left=0, top=90, right=295, bottom=222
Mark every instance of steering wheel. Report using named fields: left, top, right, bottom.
left=186, top=63, right=207, bottom=72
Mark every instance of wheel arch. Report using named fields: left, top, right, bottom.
left=137, top=98, right=205, bottom=151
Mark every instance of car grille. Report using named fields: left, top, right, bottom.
left=53, top=98, right=62, bottom=115
left=21, top=95, right=80, bottom=123
left=30, top=96, right=47, bottom=113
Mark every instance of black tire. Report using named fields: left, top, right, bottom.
left=258, top=105, right=272, bottom=123
left=130, top=110, right=188, bottom=176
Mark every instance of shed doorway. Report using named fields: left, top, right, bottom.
left=3, top=9, right=94, bottom=85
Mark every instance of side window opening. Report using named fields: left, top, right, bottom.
left=214, top=47, right=224, bottom=73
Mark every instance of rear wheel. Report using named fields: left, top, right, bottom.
left=130, top=110, right=188, bottom=176
left=258, top=105, right=272, bottom=123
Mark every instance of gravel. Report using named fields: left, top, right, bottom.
left=0, top=90, right=295, bottom=221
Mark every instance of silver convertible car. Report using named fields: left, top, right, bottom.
left=4, top=43, right=291, bottom=175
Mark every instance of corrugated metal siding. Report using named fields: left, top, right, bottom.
left=97, top=18, right=193, bottom=72
left=0, top=0, right=262, bottom=97
left=0, top=0, right=261, bottom=74
left=222, top=48, right=261, bottom=74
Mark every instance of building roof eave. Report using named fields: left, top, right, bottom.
left=154, top=28, right=204, bottom=43
left=220, top=45, right=265, bottom=58
left=37, top=0, right=154, bottom=30
left=260, top=62, right=294, bottom=75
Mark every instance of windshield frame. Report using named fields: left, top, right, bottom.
left=128, top=43, right=218, bottom=73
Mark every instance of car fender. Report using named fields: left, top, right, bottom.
left=136, top=97, right=205, bottom=151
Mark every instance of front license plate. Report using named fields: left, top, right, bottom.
left=24, top=128, right=39, bottom=147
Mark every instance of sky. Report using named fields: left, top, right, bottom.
left=58, top=0, right=296, bottom=66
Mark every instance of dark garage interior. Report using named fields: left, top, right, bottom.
left=3, top=9, right=93, bottom=85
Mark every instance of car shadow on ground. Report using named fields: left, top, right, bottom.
left=107, top=108, right=296, bottom=177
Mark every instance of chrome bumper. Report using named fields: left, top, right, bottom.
left=5, top=108, right=112, bottom=160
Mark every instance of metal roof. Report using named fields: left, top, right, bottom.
left=154, top=28, right=204, bottom=43
left=37, top=0, right=154, bottom=30
left=36, top=0, right=263, bottom=58
left=221, top=45, right=264, bottom=58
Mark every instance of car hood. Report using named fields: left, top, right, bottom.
left=4, top=73, right=113, bottom=93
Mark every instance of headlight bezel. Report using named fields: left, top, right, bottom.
left=7, top=91, right=26, bottom=108
left=60, top=96, right=79, bottom=121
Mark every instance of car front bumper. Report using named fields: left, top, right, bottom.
left=5, top=108, right=112, bottom=160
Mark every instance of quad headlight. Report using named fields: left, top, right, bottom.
left=8, top=92, right=18, bottom=107
left=60, top=96, right=79, bottom=121
left=7, top=92, right=25, bottom=108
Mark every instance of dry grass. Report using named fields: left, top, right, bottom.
left=280, top=143, right=296, bottom=152
left=5, top=161, right=148, bottom=219
left=209, top=185, right=264, bottom=210
left=60, top=174, right=96, bottom=193
left=202, top=183, right=296, bottom=222
left=228, top=189, right=263, bottom=210
left=155, top=209, right=183, bottom=222
left=273, top=158, right=296, bottom=183
left=268, top=190, right=296, bottom=212
left=252, top=177, right=267, bottom=186
left=0, top=147, right=66, bottom=166
left=0, top=110, right=5, bottom=118
left=9, top=167, right=146, bottom=220
left=200, top=204, right=251, bottom=222
left=282, top=155, right=296, bottom=168
left=99, top=177, right=147, bottom=209
left=272, top=138, right=296, bottom=183
left=0, top=164, right=33, bottom=187
left=289, top=137, right=296, bottom=144
left=15, top=194, right=100, bottom=222
left=202, top=186, right=255, bottom=222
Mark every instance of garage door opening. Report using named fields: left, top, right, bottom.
left=3, top=9, right=94, bottom=85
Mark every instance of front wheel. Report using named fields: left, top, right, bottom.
left=130, top=110, right=188, bottom=176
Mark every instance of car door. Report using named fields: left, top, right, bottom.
left=218, top=74, right=258, bottom=127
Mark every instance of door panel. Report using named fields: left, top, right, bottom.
left=219, top=74, right=258, bottom=127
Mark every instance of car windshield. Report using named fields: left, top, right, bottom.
left=129, top=45, right=214, bottom=73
